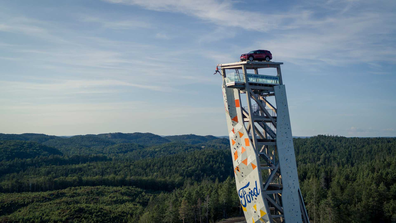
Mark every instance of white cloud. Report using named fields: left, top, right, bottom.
left=155, top=33, right=171, bottom=39
left=197, top=27, right=236, bottom=43
left=103, top=0, right=396, bottom=66
left=257, top=7, right=396, bottom=66
left=203, top=51, right=235, bottom=65
left=0, top=100, right=224, bottom=135
left=80, top=16, right=151, bottom=29
left=0, top=56, right=21, bottom=61
left=0, top=79, right=171, bottom=94
left=383, top=128, right=395, bottom=132
left=102, top=0, right=306, bottom=32
left=347, top=126, right=396, bottom=137
left=0, top=9, right=214, bottom=85
left=0, top=16, right=76, bottom=46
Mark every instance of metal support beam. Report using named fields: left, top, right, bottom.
left=260, top=96, right=277, bottom=114
left=248, top=89, right=277, bottom=126
left=243, top=66, right=258, bottom=150
left=265, top=194, right=284, bottom=214
left=263, top=164, right=280, bottom=190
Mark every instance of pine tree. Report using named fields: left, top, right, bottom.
left=179, top=199, right=189, bottom=223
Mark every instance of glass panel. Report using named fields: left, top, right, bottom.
left=225, top=72, right=243, bottom=84
left=225, top=72, right=279, bottom=85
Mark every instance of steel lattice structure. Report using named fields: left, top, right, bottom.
left=220, top=61, right=309, bottom=223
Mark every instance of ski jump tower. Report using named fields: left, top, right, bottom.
left=220, top=61, right=309, bottom=223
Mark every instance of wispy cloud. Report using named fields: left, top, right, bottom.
left=0, top=15, right=208, bottom=88
left=103, top=0, right=396, bottom=66
left=0, top=56, right=21, bottom=61
left=349, top=126, right=375, bottom=134
left=197, top=27, right=236, bottom=43
left=0, top=97, right=224, bottom=135
left=0, top=79, right=171, bottom=94
left=0, top=15, right=78, bottom=46
left=258, top=7, right=396, bottom=66
left=102, top=0, right=307, bottom=32
left=155, top=33, right=171, bottom=39
left=80, top=15, right=152, bottom=29
left=347, top=126, right=396, bottom=137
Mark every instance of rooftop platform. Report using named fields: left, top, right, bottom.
left=218, top=61, right=283, bottom=69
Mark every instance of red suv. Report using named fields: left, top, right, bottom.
left=240, top=50, right=272, bottom=62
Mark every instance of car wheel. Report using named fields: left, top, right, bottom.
left=248, top=56, right=254, bottom=61
left=265, top=56, right=270, bottom=62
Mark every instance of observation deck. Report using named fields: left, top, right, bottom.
left=218, top=61, right=283, bottom=89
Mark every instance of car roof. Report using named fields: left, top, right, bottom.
left=248, top=50, right=270, bottom=53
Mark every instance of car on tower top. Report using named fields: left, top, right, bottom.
left=240, top=50, right=272, bottom=62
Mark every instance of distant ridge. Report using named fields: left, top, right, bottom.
left=97, top=132, right=170, bottom=146
left=0, top=140, right=62, bottom=161
left=0, top=132, right=227, bottom=156
left=164, top=134, right=218, bottom=145
left=0, top=133, right=58, bottom=143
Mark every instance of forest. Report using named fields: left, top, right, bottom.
left=0, top=133, right=395, bottom=223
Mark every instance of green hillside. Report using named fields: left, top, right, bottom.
left=43, top=135, right=116, bottom=156
left=164, top=134, right=219, bottom=145
left=0, top=186, right=149, bottom=222
left=98, top=132, right=170, bottom=145
left=294, top=136, right=396, bottom=223
left=0, top=140, right=62, bottom=161
left=0, top=134, right=395, bottom=222
left=0, top=133, right=57, bottom=143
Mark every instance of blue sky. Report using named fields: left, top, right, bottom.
left=0, top=0, right=395, bottom=137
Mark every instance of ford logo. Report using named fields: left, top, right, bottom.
left=238, top=181, right=260, bottom=207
